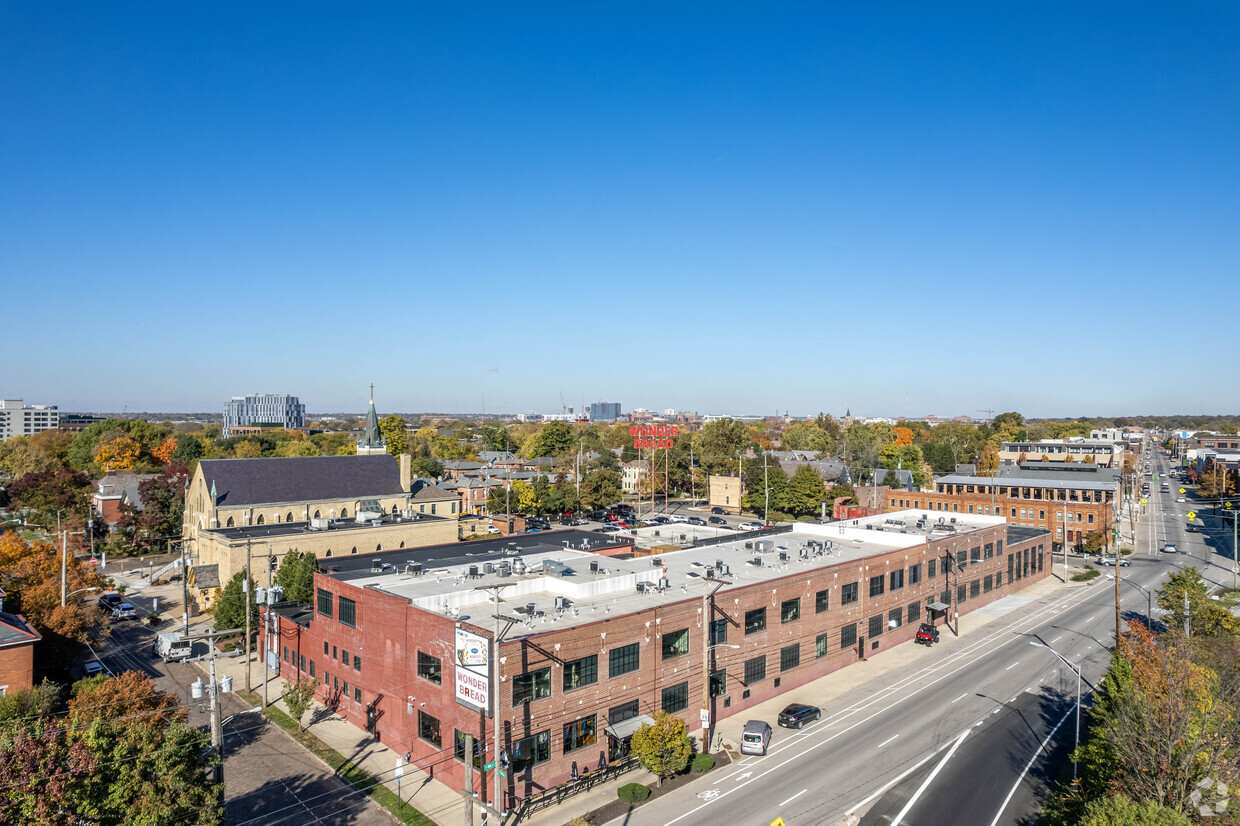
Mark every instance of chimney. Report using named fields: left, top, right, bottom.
left=399, top=453, right=412, bottom=491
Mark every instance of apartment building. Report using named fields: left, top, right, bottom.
left=222, top=393, right=305, bottom=438
left=0, top=400, right=59, bottom=440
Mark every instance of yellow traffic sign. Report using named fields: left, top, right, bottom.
left=1188, top=511, right=1196, bottom=520
left=1180, top=488, right=1186, bottom=494
left=1141, top=498, right=1147, bottom=505
left=771, top=819, right=786, bottom=826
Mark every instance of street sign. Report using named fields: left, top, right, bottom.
left=498, top=768, right=507, bottom=779
left=1141, top=498, right=1147, bottom=505
left=394, top=757, right=404, bottom=778
left=772, top=819, right=787, bottom=826
left=1180, top=488, right=1186, bottom=494
left=700, top=708, right=711, bottom=726
left=483, top=761, right=496, bottom=771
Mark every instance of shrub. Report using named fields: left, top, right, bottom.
left=617, top=783, right=650, bottom=803
left=690, top=753, right=715, bottom=773
left=568, top=818, right=591, bottom=826
left=1072, top=568, right=1101, bottom=582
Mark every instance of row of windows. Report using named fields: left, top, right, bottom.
left=316, top=588, right=357, bottom=627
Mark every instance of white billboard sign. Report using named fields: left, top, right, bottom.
left=454, top=627, right=491, bottom=712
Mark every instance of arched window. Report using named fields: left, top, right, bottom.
left=226, top=517, right=235, bottom=527
left=341, top=508, right=348, bottom=518
left=392, top=504, right=398, bottom=514
left=314, top=510, right=321, bottom=519
left=399, top=541, right=405, bottom=549
left=287, top=511, right=294, bottom=523
left=375, top=544, right=382, bottom=552
left=257, top=514, right=265, bottom=525
left=325, top=549, right=332, bottom=557
left=351, top=547, right=358, bottom=555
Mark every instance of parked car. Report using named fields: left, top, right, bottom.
left=570, top=518, right=587, bottom=526
left=668, top=515, right=688, bottom=523
left=111, top=602, right=137, bottom=620
left=708, top=516, right=728, bottom=525
left=1096, top=556, right=1131, bottom=567
left=738, top=521, right=765, bottom=531
left=98, top=593, right=123, bottom=610
left=1161, top=542, right=1177, bottom=553
left=1187, top=525, right=1201, bottom=533
left=777, top=703, right=821, bottom=729
left=592, top=526, right=620, bottom=533
left=741, top=720, right=773, bottom=755
left=83, top=660, right=105, bottom=678
left=487, top=526, right=502, bottom=535
left=1176, top=497, right=1186, bottom=503
left=686, top=517, right=706, bottom=526
left=915, top=623, right=940, bottom=646
left=711, top=507, right=727, bottom=514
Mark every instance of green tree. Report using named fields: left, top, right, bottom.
left=826, top=483, right=858, bottom=505
left=410, top=452, right=444, bottom=479
left=522, top=421, right=576, bottom=460
left=532, top=475, right=552, bottom=515
left=1157, top=567, right=1240, bottom=637
left=781, top=422, right=831, bottom=454
left=691, top=419, right=751, bottom=477
left=213, top=570, right=258, bottom=633
left=742, top=458, right=787, bottom=516
left=378, top=415, right=409, bottom=457
left=511, top=480, right=540, bottom=514
left=579, top=468, right=622, bottom=510
left=275, top=439, right=320, bottom=457
left=1078, top=795, right=1192, bottom=826
left=629, top=710, right=692, bottom=785
left=784, top=466, right=826, bottom=517
left=0, top=679, right=62, bottom=722
left=275, top=549, right=319, bottom=604
left=989, top=411, right=1027, bottom=444
left=880, top=468, right=903, bottom=489
left=281, top=677, right=317, bottom=732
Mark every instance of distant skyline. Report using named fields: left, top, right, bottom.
left=4, top=3, right=1238, bottom=417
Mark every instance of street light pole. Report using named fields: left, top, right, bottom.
left=1030, top=641, right=1081, bottom=781
left=700, top=572, right=731, bottom=751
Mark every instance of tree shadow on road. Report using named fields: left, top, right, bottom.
left=225, top=771, right=390, bottom=826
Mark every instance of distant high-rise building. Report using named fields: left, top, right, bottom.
left=590, top=402, right=622, bottom=421
left=0, top=400, right=59, bottom=440
left=222, top=393, right=305, bottom=438
left=356, top=385, right=388, bottom=455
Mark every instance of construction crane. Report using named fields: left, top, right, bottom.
left=977, top=408, right=994, bottom=422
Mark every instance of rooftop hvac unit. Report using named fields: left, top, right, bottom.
left=651, top=558, right=663, bottom=567
left=658, top=577, right=670, bottom=590
left=524, top=602, right=536, bottom=615
left=636, top=582, right=649, bottom=594
left=497, top=564, right=510, bottom=577
left=554, top=596, right=568, bottom=611
left=778, top=551, right=788, bottom=562
left=468, top=565, right=479, bottom=578
left=757, top=539, right=774, bottom=552
left=589, top=561, right=599, bottom=573
left=544, top=559, right=569, bottom=576
left=309, top=518, right=330, bottom=531
left=512, top=559, right=527, bottom=576
left=483, top=562, right=495, bottom=574
left=371, top=558, right=383, bottom=572
left=744, top=541, right=754, bottom=550
left=405, top=562, right=423, bottom=575
left=752, top=557, right=763, bottom=567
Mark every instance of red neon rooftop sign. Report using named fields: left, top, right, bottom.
left=630, top=424, right=679, bottom=450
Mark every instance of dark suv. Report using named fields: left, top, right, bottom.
left=776, top=703, right=821, bottom=729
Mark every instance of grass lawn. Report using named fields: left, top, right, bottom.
left=239, top=690, right=438, bottom=826
left=1215, top=588, right=1240, bottom=608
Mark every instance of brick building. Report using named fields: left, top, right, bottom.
left=266, top=514, right=1049, bottom=811
left=884, top=462, right=1119, bottom=548
left=0, top=611, right=41, bottom=695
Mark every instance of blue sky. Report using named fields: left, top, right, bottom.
left=3, top=3, right=1237, bottom=418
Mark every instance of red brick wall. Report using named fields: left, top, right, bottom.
left=884, top=489, right=1114, bottom=546
left=0, top=642, right=35, bottom=693
left=271, top=525, right=1051, bottom=806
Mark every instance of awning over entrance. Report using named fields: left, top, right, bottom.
left=927, top=601, right=950, bottom=612
left=605, top=714, right=655, bottom=741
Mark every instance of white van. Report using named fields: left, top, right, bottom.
left=741, top=720, right=772, bottom=755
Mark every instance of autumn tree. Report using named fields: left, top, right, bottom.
left=976, top=444, right=1000, bottom=476
left=6, top=467, right=95, bottom=526
left=379, top=415, right=409, bottom=456
left=893, top=426, right=914, bottom=446
left=1157, top=567, right=1240, bottom=637
left=116, top=462, right=189, bottom=550
left=151, top=436, right=178, bottom=466
left=629, top=710, right=692, bottom=784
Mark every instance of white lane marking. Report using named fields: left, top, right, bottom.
left=1005, top=661, right=1019, bottom=670
left=987, top=703, right=1075, bottom=826
left=1086, top=616, right=1095, bottom=622
left=779, top=789, right=807, bottom=806
left=878, top=735, right=899, bottom=748
left=951, top=693, right=968, bottom=704
left=669, top=584, right=1104, bottom=824
left=892, top=728, right=971, bottom=826
left=1050, top=636, right=1062, bottom=643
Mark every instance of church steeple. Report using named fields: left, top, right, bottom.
left=357, top=383, right=387, bottom=455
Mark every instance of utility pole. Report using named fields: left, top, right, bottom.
left=473, top=583, right=513, bottom=824
left=182, top=539, right=190, bottom=635
left=462, top=733, right=475, bottom=826
left=700, top=572, right=729, bottom=751
left=1114, top=536, right=1123, bottom=645
left=1184, top=589, right=1191, bottom=637
left=244, top=540, right=253, bottom=692
left=61, top=529, right=68, bottom=607
left=763, top=453, right=770, bottom=526
left=191, top=626, right=243, bottom=785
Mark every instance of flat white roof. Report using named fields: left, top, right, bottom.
left=347, top=510, right=1007, bottom=638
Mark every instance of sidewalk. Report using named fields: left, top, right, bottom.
left=109, top=561, right=1090, bottom=826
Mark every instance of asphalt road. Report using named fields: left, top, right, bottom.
left=605, top=441, right=1208, bottom=826
left=93, top=588, right=396, bottom=826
